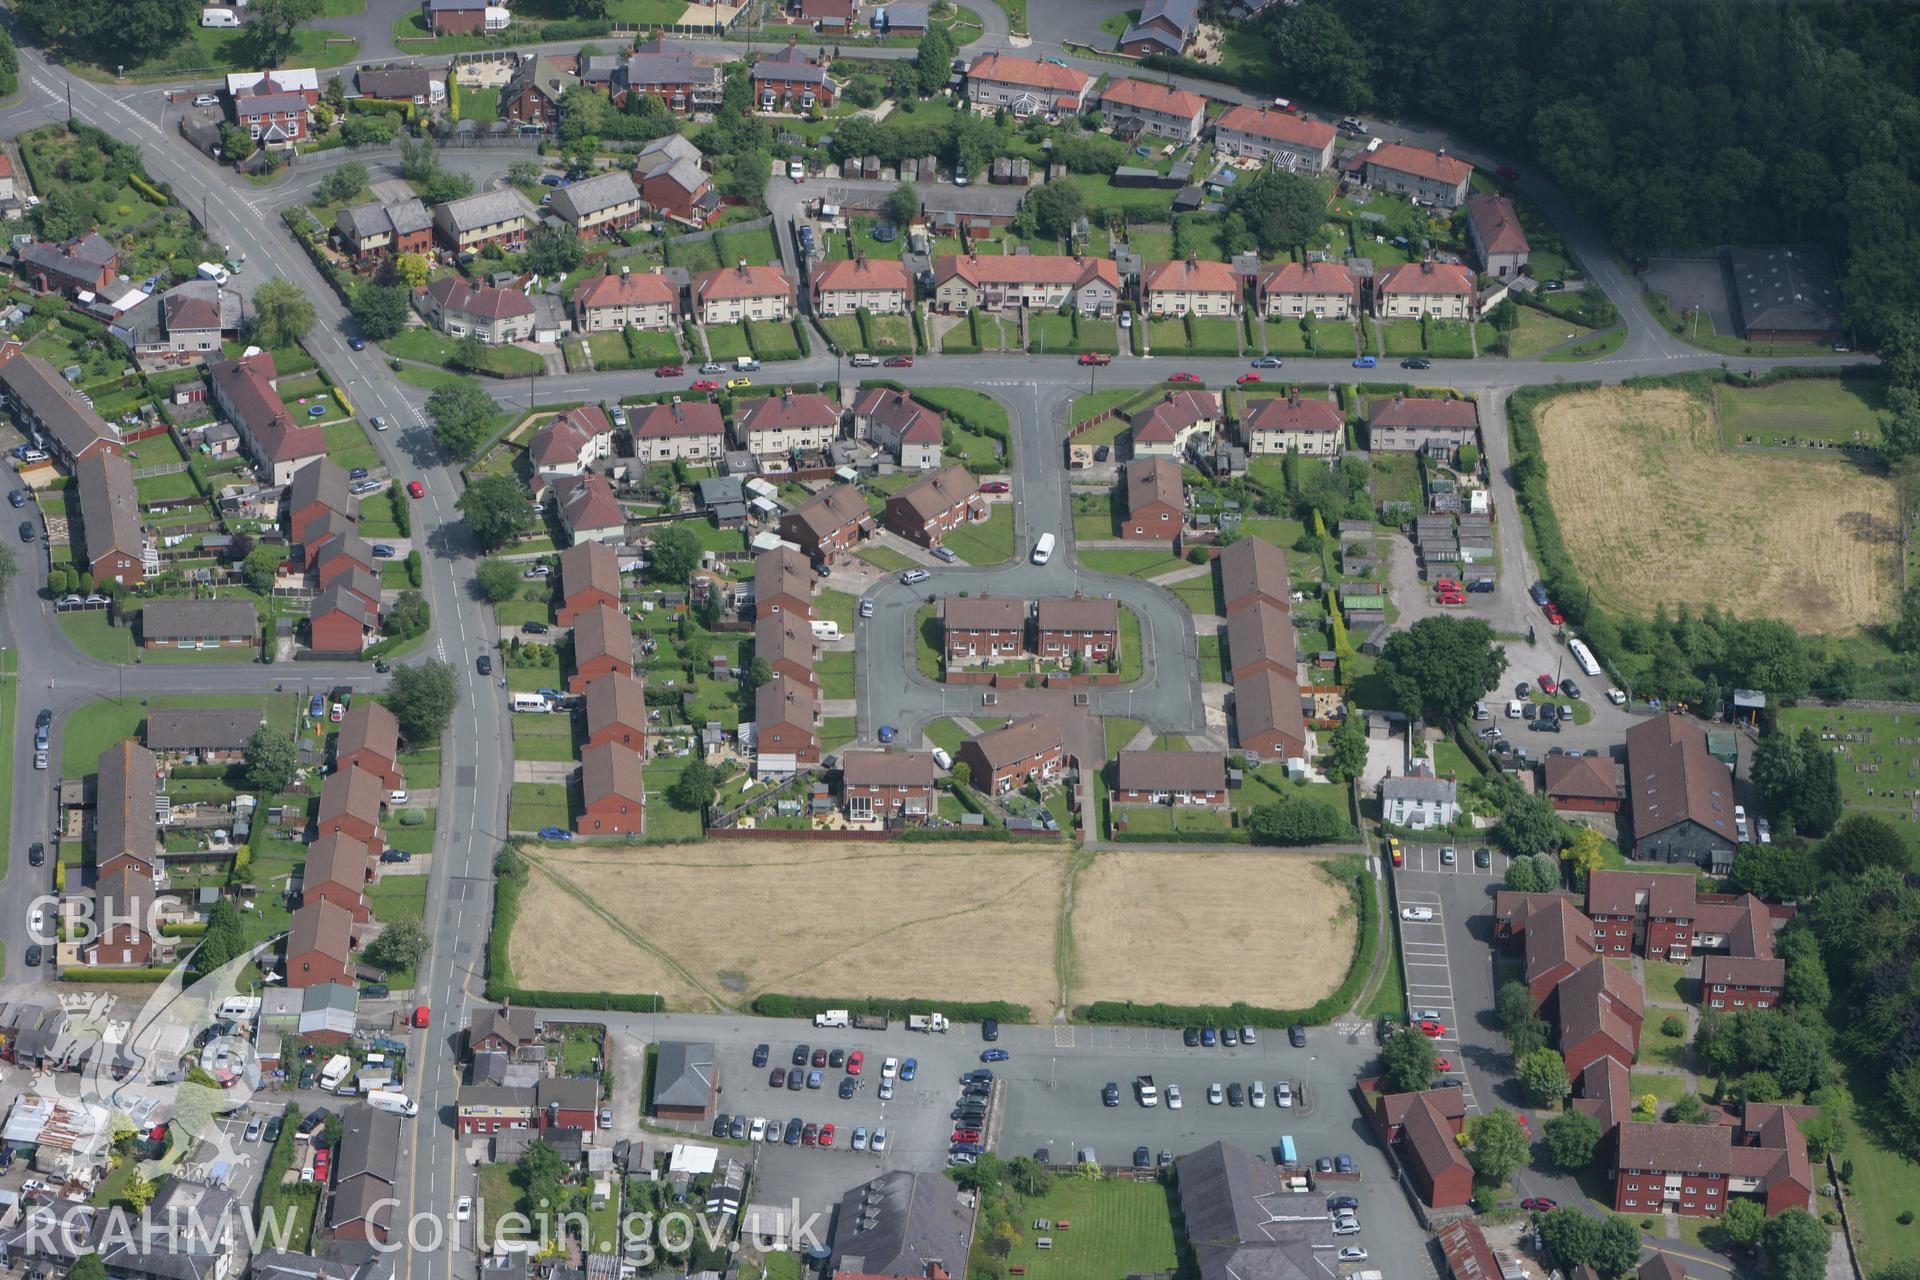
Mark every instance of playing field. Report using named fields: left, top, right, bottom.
left=1535, top=387, right=1898, bottom=632
left=1776, top=704, right=1920, bottom=863
left=1714, top=373, right=1886, bottom=448
left=510, top=842, right=1068, bottom=1016
left=1070, top=853, right=1355, bottom=1007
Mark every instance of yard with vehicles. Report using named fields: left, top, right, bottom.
left=1531, top=385, right=1897, bottom=634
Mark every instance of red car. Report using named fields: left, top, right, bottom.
left=1236, top=373, right=1261, bottom=385
left=1538, top=675, right=1558, bottom=694
left=692, top=379, right=719, bottom=392
left=312, top=1149, right=330, bottom=1182
left=1437, top=593, right=1465, bottom=606
left=654, top=364, right=684, bottom=377
left=952, top=1128, right=981, bottom=1143
left=1497, top=165, right=1521, bottom=181
left=413, top=1005, right=430, bottom=1028
left=1418, top=1019, right=1446, bottom=1038
left=847, top=1051, right=864, bottom=1075
left=801, top=1124, right=818, bottom=1146
left=1077, top=352, right=1111, bottom=366
left=1168, top=372, right=1200, bottom=383
left=407, top=480, right=424, bottom=499
left=1434, top=579, right=1461, bottom=592
left=1434, top=1058, right=1453, bottom=1072
left=1543, top=604, right=1565, bottom=625
left=1520, top=1197, right=1556, bottom=1212
left=979, top=481, right=1010, bottom=493
left=819, top=1123, right=836, bottom=1146
left=884, top=356, right=913, bottom=368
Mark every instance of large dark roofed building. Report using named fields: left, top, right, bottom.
left=828, top=1171, right=975, bottom=1280
left=1725, top=245, right=1844, bottom=344
left=1177, top=1141, right=1332, bottom=1280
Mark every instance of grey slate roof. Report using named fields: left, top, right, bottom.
left=0, top=352, right=114, bottom=459
left=652, top=1040, right=716, bottom=1109
left=552, top=170, right=640, bottom=222
left=828, top=1172, right=974, bottom=1280
left=435, top=188, right=536, bottom=234
left=142, top=598, right=260, bottom=642
left=74, top=448, right=142, bottom=570
left=145, top=708, right=263, bottom=752
left=1381, top=774, right=1458, bottom=804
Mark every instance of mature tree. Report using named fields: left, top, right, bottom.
left=448, top=334, right=489, bottom=374
left=426, top=378, right=499, bottom=460
left=1227, top=166, right=1326, bottom=256
left=508, top=159, right=543, bottom=188
left=245, top=0, right=321, bottom=67
left=32, top=187, right=90, bottom=242
left=1516, top=1047, right=1570, bottom=1107
left=1378, top=616, right=1508, bottom=725
left=399, top=137, right=441, bottom=183
left=1320, top=712, right=1368, bottom=785
left=1542, top=1109, right=1602, bottom=1170
left=1005, top=1154, right=1049, bottom=1197
left=1894, top=578, right=1920, bottom=653
left=350, top=283, right=411, bottom=340
left=1026, top=180, right=1085, bottom=240
left=1667, top=1092, right=1712, bottom=1125
left=885, top=182, right=920, bottom=230
left=1496, top=980, right=1537, bottom=1034
left=667, top=759, right=718, bottom=812
left=720, top=151, right=770, bottom=203
left=15, top=0, right=193, bottom=66
left=190, top=900, right=248, bottom=979
left=393, top=253, right=430, bottom=289
left=1538, top=1208, right=1602, bottom=1271
left=244, top=726, right=299, bottom=794
left=1464, top=1109, right=1530, bottom=1183
left=475, top=558, right=525, bottom=604
left=242, top=543, right=283, bottom=593
left=423, top=170, right=475, bottom=205
left=1820, top=813, right=1909, bottom=878
left=1504, top=854, right=1550, bottom=892
left=318, top=161, right=369, bottom=205
left=526, top=223, right=585, bottom=277
left=915, top=24, right=956, bottom=95
left=1760, top=1209, right=1832, bottom=1280
left=1379, top=1026, right=1439, bottom=1094
left=1495, top=792, right=1564, bottom=856
left=1589, top=1217, right=1643, bottom=1280
left=1729, top=841, right=1819, bottom=900
left=1247, top=796, right=1347, bottom=844
left=1561, top=826, right=1610, bottom=885
left=363, top=916, right=431, bottom=970
left=1263, top=4, right=1371, bottom=109
left=251, top=279, right=316, bottom=349
left=647, top=525, right=702, bottom=585
left=384, top=590, right=428, bottom=636
left=458, top=473, right=539, bottom=553
left=386, top=661, right=458, bottom=743
left=1777, top=930, right=1830, bottom=1009
left=1712, top=1196, right=1767, bottom=1249
left=748, top=656, right=774, bottom=687
left=1791, top=730, right=1842, bottom=836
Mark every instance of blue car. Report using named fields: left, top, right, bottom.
left=1201, top=1026, right=1218, bottom=1047
left=7, top=490, right=25, bottom=508
left=981, top=1049, right=1009, bottom=1063
left=309, top=695, right=326, bottom=718
left=901, top=1058, right=917, bottom=1081
left=879, top=724, right=897, bottom=743
left=1352, top=355, right=1378, bottom=368
left=537, top=827, right=574, bottom=841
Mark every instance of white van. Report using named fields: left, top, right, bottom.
left=1032, top=532, right=1056, bottom=565
left=809, top=620, right=842, bottom=641
left=1506, top=699, right=1523, bottom=718
left=511, top=693, right=553, bottom=713
left=197, top=262, right=230, bottom=285
left=367, top=1090, right=419, bottom=1118
left=932, top=747, right=952, bottom=770
left=201, top=7, right=240, bottom=25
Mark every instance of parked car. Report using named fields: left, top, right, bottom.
left=884, top=356, right=914, bottom=367
left=932, top=546, right=959, bottom=563
left=859, top=598, right=875, bottom=618
left=787, top=1068, right=804, bottom=1089
left=1400, top=906, right=1435, bottom=921
left=1207, top=1082, right=1224, bottom=1105
left=726, top=376, right=753, bottom=390
left=753, top=1044, right=770, bottom=1067
left=838, top=1077, right=856, bottom=1099
left=1520, top=1197, right=1558, bottom=1212
left=1167, top=372, right=1200, bottom=383
left=1402, top=357, right=1432, bottom=370
left=979, top=481, right=1010, bottom=493
left=655, top=364, right=684, bottom=377
left=1252, top=356, right=1284, bottom=369
left=1078, top=353, right=1111, bottom=366
left=981, top=1049, right=1009, bottom=1062
left=407, top=481, right=425, bottom=499
left=1236, top=373, right=1262, bottom=385
left=1102, top=1082, right=1120, bottom=1106
left=1352, top=355, right=1377, bottom=368
left=535, top=826, right=571, bottom=840
left=770, top=1067, right=786, bottom=1087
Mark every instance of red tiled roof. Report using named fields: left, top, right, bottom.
left=1255, top=260, right=1357, bottom=299
left=812, top=257, right=910, bottom=294
left=1616, top=1121, right=1734, bottom=1175
left=693, top=263, right=793, bottom=303
left=1216, top=104, right=1336, bottom=150
left=892, top=464, right=977, bottom=523
left=852, top=388, right=944, bottom=444
left=738, top=391, right=839, bottom=436
left=1545, top=753, right=1617, bottom=801
left=424, top=274, right=535, bottom=320
left=966, top=52, right=1089, bottom=96
left=1099, top=77, right=1205, bottom=119
left=1626, top=714, right=1738, bottom=845
left=574, top=271, right=678, bottom=310
left=1124, top=455, right=1184, bottom=514
left=1131, top=390, right=1218, bottom=444
left=1215, top=536, right=1289, bottom=608
left=555, top=472, right=625, bottom=533
left=1243, top=393, right=1341, bottom=436
left=1466, top=194, right=1529, bottom=255
left=935, top=254, right=1120, bottom=291
left=1368, top=142, right=1472, bottom=187
left=1376, top=260, right=1475, bottom=297
left=1142, top=257, right=1239, bottom=295
left=1702, top=954, right=1785, bottom=989
left=631, top=399, right=725, bottom=440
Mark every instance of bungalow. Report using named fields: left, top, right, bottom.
left=1225, top=600, right=1297, bottom=682
left=1364, top=143, right=1473, bottom=209
left=1216, top=535, right=1290, bottom=614
left=1117, top=0, right=1198, bottom=55
left=1254, top=260, right=1359, bottom=319
left=576, top=742, right=646, bottom=835
left=81, top=865, right=159, bottom=968
left=638, top=152, right=719, bottom=224
left=287, top=458, right=356, bottom=548
left=800, top=0, right=856, bottom=30
left=1211, top=106, right=1337, bottom=174
left=735, top=389, right=841, bottom=456
left=851, top=387, right=944, bottom=469
left=16, top=232, right=120, bottom=295
left=418, top=275, right=536, bottom=344
left=1035, top=596, right=1118, bottom=662
left=757, top=611, right=819, bottom=687
left=309, top=582, right=381, bottom=654
left=1366, top=395, right=1479, bottom=456
left=1114, top=750, right=1227, bottom=807
left=1233, top=668, right=1307, bottom=760
left=1373, top=260, right=1476, bottom=320
left=1465, top=194, right=1529, bottom=279
left=651, top=1041, right=718, bottom=1120
left=528, top=405, right=616, bottom=477
left=355, top=66, right=444, bottom=107
left=1380, top=773, right=1460, bottom=828
left=558, top=541, right=623, bottom=626
left=1242, top=392, right=1343, bottom=456
left=0, top=349, right=117, bottom=466
left=424, top=0, right=498, bottom=34
left=1098, top=78, right=1207, bottom=144
left=144, top=708, right=262, bottom=764
left=957, top=715, right=1066, bottom=794
left=285, top=899, right=357, bottom=989
left=883, top=464, right=984, bottom=547
left=1129, top=390, right=1219, bottom=458
left=932, top=254, right=1121, bottom=316
left=572, top=270, right=680, bottom=332
left=583, top=673, right=649, bottom=751
left=778, top=483, right=869, bottom=563
left=551, top=171, right=645, bottom=239
left=755, top=674, right=821, bottom=765
left=1626, top=714, right=1737, bottom=868
left=503, top=54, right=579, bottom=132
left=1364, top=1082, right=1472, bottom=1209
left=569, top=603, right=636, bottom=693
left=74, top=449, right=145, bottom=586
left=840, top=751, right=940, bottom=821
left=208, top=352, right=326, bottom=485
left=872, top=2, right=927, bottom=34
left=94, top=741, right=159, bottom=878
left=615, top=40, right=724, bottom=114
left=964, top=53, right=1090, bottom=116
left=752, top=43, right=836, bottom=111
left=552, top=472, right=626, bottom=546
left=1544, top=753, right=1620, bottom=813
left=334, top=198, right=434, bottom=264
left=1142, top=257, right=1242, bottom=317
left=945, top=595, right=1027, bottom=665
left=1121, top=456, right=1184, bottom=540
left=691, top=263, right=794, bottom=324
left=752, top=545, right=814, bottom=621
left=812, top=256, right=910, bottom=316
left=142, top=599, right=258, bottom=650
left=629, top=398, right=726, bottom=463
left=432, top=189, right=536, bottom=256
left=335, top=701, right=404, bottom=791
left=302, top=834, right=373, bottom=922
left=317, top=766, right=386, bottom=849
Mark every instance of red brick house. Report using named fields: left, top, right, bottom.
left=1523, top=895, right=1596, bottom=1008
left=317, top=767, right=386, bottom=851
left=1113, top=751, right=1227, bottom=808
left=1616, top=1111, right=1818, bottom=1220
left=752, top=545, right=814, bottom=621
left=882, top=464, right=983, bottom=548
left=576, top=742, right=646, bottom=835
left=1363, top=1081, right=1472, bottom=1209
left=1544, top=753, right=1620, bottom=813
left=335, top=701, right=404, bottom=791
left=755, top=674, right=820, bottom=764
left=1554, top=953, right=1644, bottom=1077
left=310, top=526, right=375, bottom=590
left=944, top=595, right=1027, bottom=665
left=285, top=899, right=357, bottom=988
left=425, top=0, right=492, bottom=34
left=1232, top=668, right=1307, bottom=761
left=302, top=833, right=373, bottom=923
left=1586, top=869, right=1699, bottom=960
left=756, top=610, right=819, bottom=687
left=752, top=41, right=837, bottom=111
left=309, top=583, right=379, bottom=654
left=839, top=751, right=940, bottom=821
left=16, top=232, right=120, bottom=296
left=232, top=77, right=312, bottom=148
left=1121, top=456, right=1184, bottom=541
left=467, top=1003, right=539, bottom=1058
left=1492, top=889, right=1578, bottom=947
left=568, top=603, right=636, bottom=694
left=1215, top=536, right=1291, bottom=614
left=557, top=541, right=623, bottom=626
left=958, top=715, right=1065, bottom=795
left=1035, top=597, right=1118, bottom=663
left=637, top=150, right=717, bottom=224
left=1702, top=955, right=1785, bottom=1012
left=80, top=865, right=158, bottom=968
left=94, top=741, right=159, bottom=880
left=778, top=483, right=870, bottom=563
left=582, top=673, right=649, bottom=751
left=1225, top=600, right=1298, bottom=682
left=287, top=458, right=355, bottom=548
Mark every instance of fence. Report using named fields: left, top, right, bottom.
left=130, top=462, right=190, bottom=481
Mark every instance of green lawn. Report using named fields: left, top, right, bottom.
left=62, top=693, right=298, bottom=776
left=1196, top=634, right=1226, bottom=682
left=856, top=545, right=918, bottom=573
left=1080, top=549, right=1185, bottom=577
left=943, top=506, right=1015, bottom=564
left=58, top=612, right=137, bottom=666
left=820, top=716, right=857, bottom=754
left=981, top=1174, right=1179, bottom=1280
left=715, top=226, right=781, bottom=267
left=1715, top=372, right=1886, bottom=448
left=1838, top=1064, right=1920, bottom=1274
left=1112, top=804, right=1235, bottom=836
left=701, top=323, right=752, bottom=361
left=512, top=712, right=579, bottom=762
left=1643, top=959, right=1690, bottom=1005
left=1503, top=306, right=1595, bottom=358
left=122, top=25, right=358, bottom=79
left=384, top=328, right=543, bottom=376
left=510, top=781, right=575, bottom=833
left=1103, top=716, right=1144, bottom=755
left=923, top=718, right=969, bottom=755
left=817, top=316, right=863, bottom=353
left=364, top=873, right=428, bottom=923
left=817, top=651, right=855, bottom=700
left=815, top=589, right=857, bottom=633
left=1630, top=1071, right=1686, bottom=1108
left=746, top=320, right=802, bottom=361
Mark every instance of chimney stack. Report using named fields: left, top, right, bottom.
left=672, top=400, right=685, bottom=421
left=738, top=258, right=749, bottom=275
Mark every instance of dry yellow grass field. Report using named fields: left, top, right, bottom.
left=1070, top=853, right=1355, bottom=1006
left=511, top=841, right=1067, bottom=1016
left=1535, top=387, right=1898, bottom=632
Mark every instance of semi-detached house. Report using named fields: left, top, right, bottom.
left=74, top=448, right=146, bottom=586
left=503, top=54, right=578, bottom=132
left=1242, top=392, right=1342, bottom=456
left=334, top=198, right=433, bottom=264
left=1234, top=667, right=1307, bottom=761
left=750, top=545, right=814, bottom=621
left=756, top=674, right=821, bottom=765
left=692, top=263, right=794, bottom=324
left=1098, top=78, right=1207, bottom=144
left=1465, top=193, right=1529, bottom=279
left=616, top=39, right=724, bottom=113
left=958, top=715, right=1065, bottom=794
left=1117, top=0, right=1198, bottom=56
left=577, top=741, right=646, bottom=835
left=1366, top=395, right=1478, bottom=456
left=752, top=43, right=836, bottom=111
left=1373, top=260, right=1475, bottom=319
left=0, top=348, right=117, bottom=467
left=1255, top=261, right=1358, bottom=319
left=963, top=53, right=1090, bottom=116
left=288, top=458, right=355, bottom=548
left=558, top=541, right=623, bottom=626
left=1225, top=600, right=1297, bottom=682
left=568, top=603, right=635, bottom=693
left=945, top=595, right=1026, bottom=664
left=527, top=405, right=615, bottom=478
left=778, top=483, right=869, bottom=563
left=1142, top=257, right=1242, bottom=317
left=639, top=153, right=719, bottom=224
left=1212, top=106, right=1337, bottom=173
left=811, top=256, right=910, bottom=316
left=931, top=254, right=1120, bottom=316
left=208, top=352, right=326, bottom=485
left=1215, top=535, right=1291, bottom=614
left=851, top=388, right=944, bottom=469
left=583, top=673, right=649, bottom=751
left=882, top=464, right=983, bottom=547
left=432, top=189, right=536, bottom=255
left=573, top=270, right=679, bottom=332
left=1114, top=750, right=1226, bottom=807
left=756, top=611, right=818, bottom=687
left=736, top=389, right=840, bottom=456
left=553, top=472, right=625, bottom=546
left=1364, top=143, right=1473, bottom=208
left=839, top=750, right=939, bottom=821
left=417, top=276, right=535, bottom=344
left=629, top=399, right=725, bottom=463
left=550, top=170, right=645, bottom=239
left=1122, top=456, right=1185, bottom=540
left=1035, top=596, right=1118, bottom=662
left=1129, top=390, right=1219, bottom=458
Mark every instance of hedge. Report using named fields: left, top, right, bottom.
left=63, top=967, right=175, bottom=983
left=485, top=845, right=665, bottom=1011
left=750, top=994, right=1031, bottom=1024
left=129, top=174, right=170, bottom=206
left=1076, top=862, right=1375, bottom=1027
left=161, top=921, right=210, bottom=937
left=1108, top=827, right=1252, bottom=844
left=406, top=550, right=423, bottom=588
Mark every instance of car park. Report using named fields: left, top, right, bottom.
left=1222, top=1026, right=1238, bottom=1046
left=828, top=1049, right=845, bottom=1068
left=882, top=1056, right=900, bottom=1079
left=1475, top=847, right=1492, bottom=868
left=1165, top=1083, right=1182, bottom=1108
left=1102, top=1082, right=1120, bottom=1106
left=812, top=1048, right=829, bottom=1068
left=819, top=1123, right=836, bottom=1146
left=730, top=1116, right=746, bottom=1140
left=750, top=1117, right=767, bottom=1141
left=981, top=1048, right=1008, bottom=1062
left=1207, top=1082, right=1223, bottom=1105
left=1289, top=1025, right=1306, bottom=1047
left=838, top=1077, right=856, bottom=1099
left=770, top=1067, right=786, bottom=1087
left=802, top=1123, right=818, bottom=1146
left=1440, top=846, right=1456, bottom=865
left=1183, top=1027, right=1200, bottom=1046
left=1417, top=1020, right=1447, bottom=1037
left=1250, top=1080, right=1266, bottom=1107
left=1276, top=1080, right=1293, bottom=1107
left=1400, top=906, right=1435, bottom=921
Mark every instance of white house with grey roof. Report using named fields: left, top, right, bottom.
left=1380, top=772, right=1460, bottom=828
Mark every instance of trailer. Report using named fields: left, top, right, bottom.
left=852, top=1012, right=890, bottom=1031
left=907, top=1013, right=949, bottom=1033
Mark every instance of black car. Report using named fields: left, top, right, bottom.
left=36, top=709, right=51, bottom=729
left=952, top=1106, right=987, bottom=1121
left=25, top=944, right=41, bottom=966
left=785, top=1118, right=803, bottom=1144
left=1314, top=1156, right=1333, bottom=1175
left=1227, top=1082, right=1245, bottom=1106
left=965, top=1068, right=994, bottom=1084
left=964, top=1083, right=991, bottom=1099
left=793, top=1044, right=810, bottom=1066
left=19, top=520, right=34, bottom=542
left=1133, top=1146, right=1151, bottom=1168
left=1102, top=1082, right=1121, bottom=1106
left=264, top=1117, right=284, bottom=1144
left=1289, top=1025, right=1307, bottom=1048
left=1033, top=1147, right=1050, bottom=1163
left=523, top=622, right=550, bottom=635
left=787, top=1068, right=804, bottom=1090
left=712, top=1114, right=731, bottom=1138
left=349, top=467, right=370, bottom=480
left=1328, top=1194, right=1359, bottom=1212
left=7, top=489, right=24, bottom=507
left=838, top=1077, right=857, bottom=1099
left=1401, top=357, right=1433, bottom=370
left=28, top=842, right=44, bottom=867
left=298, top=1108, right=330, bottom=1137
left=753, top=1044, right=770, bottom=1067
left=477, top=655, right=492, bottom=675
left=982, top=1018, right=999, bottom=1041
left=1093, top=444, right=1111, bottom=462
left=769, top=1067, right=786, bottom=1088
left=828, top=1048, right=846, bottom=1068
left=349, top=336, right=366, bottom=351
left=1183, top=1027, right=1201, bottom=1047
